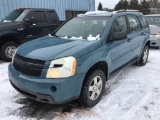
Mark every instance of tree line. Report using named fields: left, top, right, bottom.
left=114, top=0, right=150, bottom=15
left=98, top=0, right=150, bottom=15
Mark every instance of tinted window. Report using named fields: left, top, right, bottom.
left=47, top=11, right=58, bottom=24
left=127, top=15, right=142, bottom=33
left=30, top=11, right=47, bottom=24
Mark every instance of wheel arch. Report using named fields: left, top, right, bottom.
left=145, top=40, right=150, bottom=47
left=0, top=33, right=23, bottom=49
left=83, top=61, right=108, bottom=82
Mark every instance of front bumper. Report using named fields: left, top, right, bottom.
left=149, top=37, right=160, bottom=47
left=8, top=64, right=86, bottom=104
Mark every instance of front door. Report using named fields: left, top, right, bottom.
left=23, top=11, right=49, bottom=41
left=108, top=16, right=132, bottom=72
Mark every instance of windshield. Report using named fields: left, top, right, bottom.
left=145, top=16, right=160, bottom=27
left=2, top=9, right=30, bottom=22
left=55, top=17, right=110, bottom=41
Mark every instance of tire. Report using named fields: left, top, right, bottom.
left=136, top=45, right=149, bottom=66
left=1, top=42, right=18, bottom=62
left=78, top=70, right=106, bottom=107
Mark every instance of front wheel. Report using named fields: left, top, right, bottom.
left=136, top=45, right=149, bottom=66
left=78, top=70, right=106, bottom=107
left=1, top=42, right=18, bottom=62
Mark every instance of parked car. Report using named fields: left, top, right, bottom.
left=145, top=14, right=160, bottom=49
left=0, top=8, right=61, bottom=61
left=8, top=10, right=150, bottom=107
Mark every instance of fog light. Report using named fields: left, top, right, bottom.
left=50, top=86, right=57, bottom=92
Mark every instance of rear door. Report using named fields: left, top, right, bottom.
left=108, top=16, right=132, bottom=72
left=126, top=14, right=147, bottom=59
left=24, top=11, right=49, bottom=40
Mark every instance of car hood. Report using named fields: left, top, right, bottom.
left=149, top=25, right=160, bottom=34
left=0, top=21, right=20, bottom=27
left=17, top=36, right=102, bottom=61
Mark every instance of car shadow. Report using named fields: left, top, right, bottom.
left=12, top=97, right=79, bottom=120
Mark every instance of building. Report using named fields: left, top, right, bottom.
left=0, top=0, right=95, bottom=21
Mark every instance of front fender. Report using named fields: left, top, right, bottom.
left=77, top=45, right=112, bottom=78
left=0, top=31, right=23, bottom=40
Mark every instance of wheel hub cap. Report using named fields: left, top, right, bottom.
left=5, top=46, right=16, bottom=59
left=89, top=76, right=103, bottom=101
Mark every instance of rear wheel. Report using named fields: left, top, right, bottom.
left=1, top=42, right=18, bottom=62
left=136, top=45, right=149, bottom=66
left=78, top=70, right=106, bottom=107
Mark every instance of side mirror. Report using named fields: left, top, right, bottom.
left=112, top=31, right=127, bottom=41
left=31, top=17, right=36, bottom=25
left=24, top=19, right=31, bottom=26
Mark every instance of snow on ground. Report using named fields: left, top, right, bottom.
left=0, top=49, right=160, bottom=120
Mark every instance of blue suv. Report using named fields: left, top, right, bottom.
left=8, top=10, right=150, bottom=107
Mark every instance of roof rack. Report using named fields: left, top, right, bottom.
left=117, top=9, right=139, bottom=13
left=77, top=11, right=114, bottom=17
left=77, top=9, right=140, bottom=17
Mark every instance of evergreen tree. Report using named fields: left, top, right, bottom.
left=98, top=2, right=103, bottom=10
left=129, top=0, right=139, bottom=10
left=115, top=1, right=123, bottom=10
left=140, top=0, right=150, bottom=15
left=114, top=0, right=150, bottom=14
left=123, top=0, right=129, bottom=10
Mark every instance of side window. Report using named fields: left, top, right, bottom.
left=30, top=11, right=47, bottom=24
left=142, top=16, right=149, bottom=28
left=127, top=15, right=142, bottom=33
left=109, top=16, right=127, bottom=40
left=111, top=16, right=127, bottom=33
left=47, top=11, right=58, bottom=24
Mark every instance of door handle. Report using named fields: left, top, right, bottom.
left=127, top=38, right=131, bottom=42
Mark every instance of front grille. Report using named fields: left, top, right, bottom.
left=13, top=54, right=45, bottom=77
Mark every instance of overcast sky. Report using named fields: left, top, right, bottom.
left=95, top=0, right=120, bottom=9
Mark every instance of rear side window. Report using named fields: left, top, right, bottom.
left=30, top=11, right=47, bottom=24
left=127, top=15, right=142, bottom=33
left=47, top=11, right=58, bottom=24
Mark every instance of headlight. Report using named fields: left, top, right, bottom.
left=150, top=33, right=160, bottom=38
left=46, top=56, right=77, bottom=78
